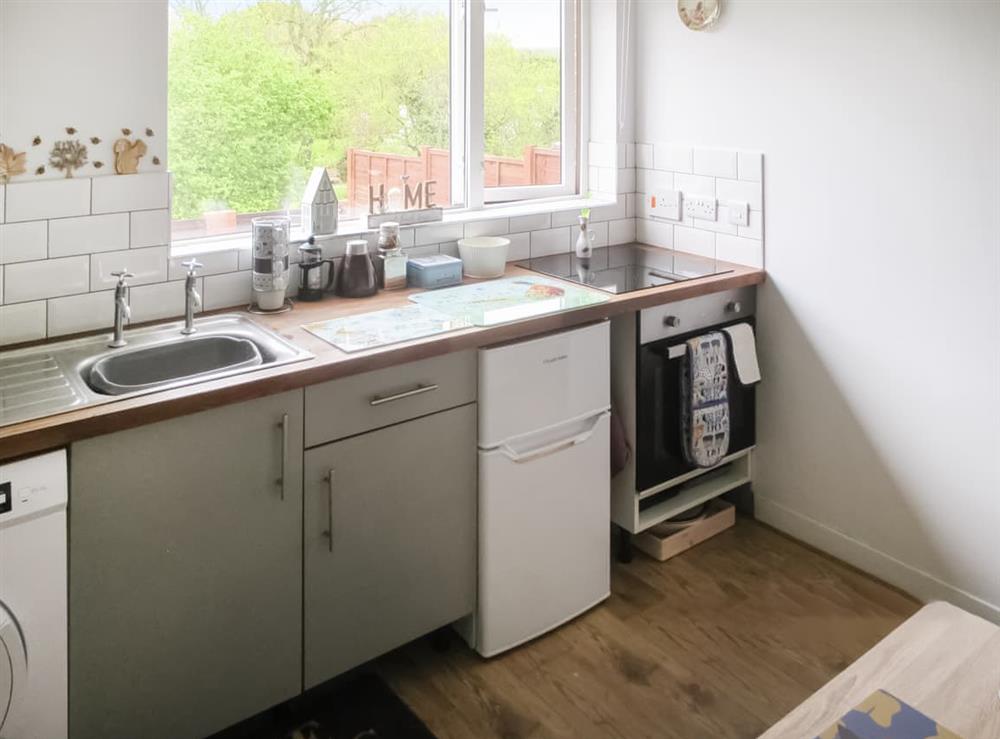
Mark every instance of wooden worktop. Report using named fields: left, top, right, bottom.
left=0, top=259, right=764, bottom=461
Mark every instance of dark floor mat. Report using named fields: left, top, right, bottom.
left=210, top=673, right=436, bottom=739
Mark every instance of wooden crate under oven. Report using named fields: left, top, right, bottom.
left=631, top=499, right=735, bottom=561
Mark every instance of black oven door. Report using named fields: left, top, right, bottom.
left=635, top=319, right=756, bottom=493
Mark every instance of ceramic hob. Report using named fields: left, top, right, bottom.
left=517, top=242, right=731, bottom=294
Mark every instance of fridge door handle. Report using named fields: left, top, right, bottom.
left=499, top=411, right=609, bottom=464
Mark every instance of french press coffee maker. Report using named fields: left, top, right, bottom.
left=297, top=240, right=335, bottom=301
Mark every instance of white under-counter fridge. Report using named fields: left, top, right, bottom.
left=461, top=320, right=610, bottom=657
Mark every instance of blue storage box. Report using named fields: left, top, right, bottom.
left=407, top=254, right=463, bottom=289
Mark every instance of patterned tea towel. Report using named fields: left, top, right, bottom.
left=681, top=331, right=730, bottom=468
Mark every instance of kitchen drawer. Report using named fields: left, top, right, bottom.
left=305, top=350, right=476, bottom=447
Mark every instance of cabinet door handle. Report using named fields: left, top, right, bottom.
left=276, top=413, right=289, bottom=499
left=323, top=469, right=335, bottom=552
left=369, top=383, right=439, bottom=406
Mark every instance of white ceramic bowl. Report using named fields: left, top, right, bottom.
left=457, top=236, right=510, bottom=279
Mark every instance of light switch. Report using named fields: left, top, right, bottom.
left=726, top=200, right=750, bottom=227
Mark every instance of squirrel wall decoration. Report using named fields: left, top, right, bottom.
left=112, top=137, right=147, bottom=174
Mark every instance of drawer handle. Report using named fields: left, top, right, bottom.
left=323, top=469, right=335, bottom=552
left=369, top=383, right=439, bottom=407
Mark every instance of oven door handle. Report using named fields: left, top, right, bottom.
left=667, top=343, right=686, bottom=359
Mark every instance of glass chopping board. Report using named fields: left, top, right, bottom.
left=303, top=304, right=471, bottom=353
left=409, top=276, right=609, bottom=326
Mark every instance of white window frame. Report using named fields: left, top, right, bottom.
left=169, top=0, right=583, bottom=248
left=466, top=0, right=579, bottom=208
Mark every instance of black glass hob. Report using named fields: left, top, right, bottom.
left=516, top=243, right=731, bottom=294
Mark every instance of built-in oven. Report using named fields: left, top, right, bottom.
left=610, top=285, right=758, bottom=545
left=635, top=315, right=756, bottom=491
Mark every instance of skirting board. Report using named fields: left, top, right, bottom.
left=755, top=496, right=1000, bottom=624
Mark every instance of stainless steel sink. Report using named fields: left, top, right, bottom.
left=85, top=335, right=264, bottom=396
left=0, top=314, right=312, bottom=426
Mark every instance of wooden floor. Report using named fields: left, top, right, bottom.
left=375, top=518, right=920, bottom=739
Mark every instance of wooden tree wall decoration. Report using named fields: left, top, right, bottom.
left=0, top=144, right=27, bottom=183
left=49, top=139, right=88, bottom=178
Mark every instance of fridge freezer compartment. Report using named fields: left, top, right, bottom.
left=478, top=321, right=610, bottom=448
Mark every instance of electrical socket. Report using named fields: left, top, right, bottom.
left=726, top=200, right=750, bottom=227
left=683, top=196, right=717, bottom=220
left=649, top=190, right=681, bottom=220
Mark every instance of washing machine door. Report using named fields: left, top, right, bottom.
left=0, top=601, right=27, bottom=737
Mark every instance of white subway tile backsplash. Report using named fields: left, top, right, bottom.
left=47, top=289, right=114, bottom=337
left=92, top=173, right=169, bottom=214
left=588, top=141, right=616, bottom=168
left=551, top=209, right=582, bottom=228
left=674, top=173, right=716, bottom=198
left=0, top=185, right=5, bottom=223
left=626, top=193, right=636, bottom=218
left=4, top=255, right=89, bottom=303
left=129, top=278, right=200, bottom=323
left=738, top=210, right=763, bottom=240
left=130, top=209, right=171, bottom=248
left=624, top=143, right=636, bottom=169
left=588, top=221, right=609, bottom=248
left=463, top=218, right=509, bottom=238
left=716, top=178, right=762, bottom=210
left=509, top=213, right=550, bottom=232
left=674, top=225, right=716, bottom=258
left=693, top=212, right=738, bottom=235
left=635, top=143, right=654, bottom=169
left=168, top=249, right=238, bottom=281
left=591, top=199, right=627, bottom=222
left=653, top=144, right=693, bottom=174
left=439, top=241, right=460, bottom=258
left=738, top=151, right=763, bottom=182
left=403, top=244, right=440, bottom=258
left=49, top=213, right=129, bottom=258
left=0, top=221, right=48, bottom=264
left=414, top=222, right=463, bottom=246
left=0, top=301, right=47, bottom=345
left=505, top=232, right=530, bottom=261
left=92, top=246, right=168, bottom=290
left=715, top=233, right=763, bottom=268
left=530, top=227, right=570, bottom=257
left=609, top=218, right=636, bottom=245
left=203, top=271, right=251, bottom=311
left=616, top=168, right=636, bottom=194
left=596, top=167, right=616, bottom=194
left=5, top=179, right=91, bottom=222
left=693, top=148, right=738, bottom=179
left=635, top=169, right=673, bottom=194
left=636, top=219, right=673, bottom=249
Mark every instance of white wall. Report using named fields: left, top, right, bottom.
left=635, top=0, right=1000, bottom=618
left=0, top=0, right=168, bottom=176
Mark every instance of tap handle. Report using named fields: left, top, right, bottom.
left=181, top=259, right=203, bottom=276
left=110, top=270, right=135, bottom=284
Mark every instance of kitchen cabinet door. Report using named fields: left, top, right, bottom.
left=303, top=403, right=476, bottom=688
left=69, top=390, right=304, bottom=739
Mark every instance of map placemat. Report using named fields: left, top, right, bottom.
left=409, top=276, right=609, bottom=326
left=303, top=303, right=471, bottom=353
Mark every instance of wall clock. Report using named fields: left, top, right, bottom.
left=678, top=0, right=721, bottom=31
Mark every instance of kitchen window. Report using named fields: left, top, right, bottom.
left=168, top=0, right=579, bottom=243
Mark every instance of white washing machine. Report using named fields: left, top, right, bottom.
left=0, top=449, right=67, bottom=739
